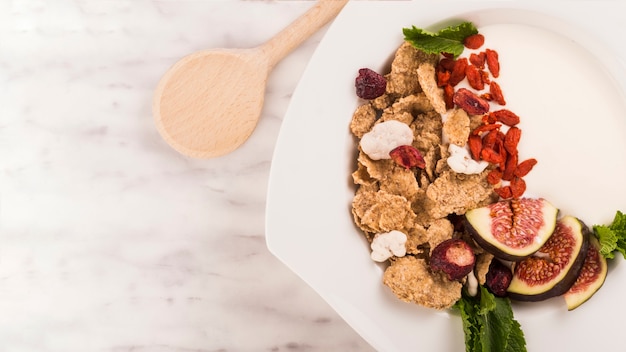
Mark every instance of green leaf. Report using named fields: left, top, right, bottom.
left=403, top=22, right=478, bottom=58
left=595, top=225, right=617, bottom=259
left=593, top=210, right=626, bottom=259
left=455, top=286, right=527, bottom=352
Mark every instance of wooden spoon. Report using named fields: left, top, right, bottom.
left=153, top=0, right=349, bottom=159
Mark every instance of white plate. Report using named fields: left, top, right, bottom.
left=266, top=1, right=626, bottom=351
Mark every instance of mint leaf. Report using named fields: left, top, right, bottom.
left=455, top=286, right=527, bottom=352
left=403, top=22, right=478, bottom=58
left=595, top=225, right=617, bottom=259
left=594, top=210, right=626, bottom=259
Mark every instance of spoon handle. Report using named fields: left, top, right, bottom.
left=261, top=0, right=349, bottom=69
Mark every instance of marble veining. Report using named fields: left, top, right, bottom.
left=0, top=1, right=373, bottom=351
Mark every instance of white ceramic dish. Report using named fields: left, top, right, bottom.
left=266, top=1, right=626, bottom=351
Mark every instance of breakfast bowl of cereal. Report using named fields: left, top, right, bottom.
left=266, top=1, right=626, bottom=351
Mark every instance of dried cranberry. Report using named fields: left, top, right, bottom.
left=389, top=145, right=425, bottom=169
left=355, top=68, right=386, bottom=100
left=485, top=259, right=513, bottom=297
left=430, top=239, right=475, bottom=281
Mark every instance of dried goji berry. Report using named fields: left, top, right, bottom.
left=514, top=158, right=537, bottom=177
left=502, top=152, right=518, bottom=181
left=439, top=57, right=456, bottom=72
left=443, top=84, right=455, bottom=110
left=481, top=147, right=504, bottom=164
left=487, top=169, right=502, bottom=185
left=437, top=70, right=451, bottom=87
left=495, top=186, right=512, bottom=199
left=471, top=123, right=501, bottom=136
left=485, top=49, right=500, bottom=78
left=494, top=138, right=507, bottom=171
left=469, top=52, right=486, bottom=69
left=510, top=177, right=526, bottom=198
left=482, top=113, right=497, bottom=124
left=504, top=126, right=521, bottom=155
left=465, top=64, right=484, bottom=90
left=463, top=34, right=485, bottom=49
left=454, top=88, right=490, bottom=115
left=481, top=70, right=491, bottom=85
left=489, top=81, right=506, bottom=105
left=491, top=109, right=519, bottom=126
left=468, top=134, right=482, bottom=160
left=482, top=129, right=500, bottom=149
left=449, top=58, right=468, bottom=86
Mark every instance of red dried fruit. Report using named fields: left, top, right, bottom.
left=469, top=52, right=486, bottom=69
left=510, top=176, right=526, bottom=198
left=430, top=238, right=476, bottom=281
left=468, top=134, right=482, bottom=160
left=481, top=70, right=491, bottom=85
left=489, top=81, right=506, bottom=105
left=443, top=84, right=455, bottom=110
left=502, top=152, right=518, bottom=181
left=487, top=169, right=503, bottom=185
left=449, top=58, right=468, bottom=86
left=480, top=93, right=493, bottom=101
left=485, top=48, right=500, bottom=78
left=504, top=126, right=521, bottom=155
left=463, top=33, right=485, bottom=49
left=389, top=145, right=426, bottom=169
left=491, top=109, right=520, bottom=126
left=439, top=57, right=456, bottom=71
left=482, top=113, right=497, bottom=124
left=437, top=70, right=451, bottom=87
left=465, top=64, right=484, bottom=90
left=355, top=68, right=387, bottom=99
left=514, top=158, right=538, bottom=177
left=485, top=259, right=513, bottom=297
left=494, top=138, right=507, bottom=170
left=494, top=185, right=512, bottom=199
left=453, top=88, right=490, bottom=115
left=482, top=129, right=500, bottom=149
left=480, top=147, right=504, bottom=164
left=471, top=123, right=501, bottom=136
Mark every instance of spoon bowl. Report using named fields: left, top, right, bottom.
left=153, top=0, right=348, bottom=158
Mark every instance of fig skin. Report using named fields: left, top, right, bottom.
left=507, top=216, right=590, bottom=302
left=564, top=235, right=608, bottom=310
left=430, top=239, right=475, bottom=281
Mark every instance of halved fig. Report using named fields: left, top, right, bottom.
left=465, top=198, right=559, bottom=261
left=564, top=235, right=607, bottom=310
left=507, top=216, right=589, bottom=301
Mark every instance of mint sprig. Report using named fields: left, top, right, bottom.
left=403, top=22, right=478, bottom=58
left=594, top=210, right=626, bottom=259
left=454, top=286, right=527, bottom=352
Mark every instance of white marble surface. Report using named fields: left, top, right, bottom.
left=0, top=1, right=374, bottom=351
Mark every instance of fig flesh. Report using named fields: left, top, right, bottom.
left=465, top=198, right=559, bottom=261
left=507, top=216, right=589, bottom=301
left=564, top=235, right=607, bottom=310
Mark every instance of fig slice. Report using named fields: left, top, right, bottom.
left=507, top=216, right=589, bottom=302
left=465, top=198, right=559, bottom=261
left=564, top=235, right=607, bottom=310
